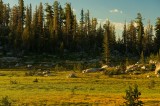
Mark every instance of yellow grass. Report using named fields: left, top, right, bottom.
left=0, top=70, right=160, bottom=105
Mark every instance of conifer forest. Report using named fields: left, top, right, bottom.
left=0, top=0, right=159, bottom=62
left=1, top=0, right=160, bottom=105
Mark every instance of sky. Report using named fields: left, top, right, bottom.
left=3, top=0, right=160, bottom=36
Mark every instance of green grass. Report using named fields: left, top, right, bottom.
left=0, top=69, right=160, bottom=105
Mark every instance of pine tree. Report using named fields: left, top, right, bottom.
left=110, top=24, right=116, bottom=50
left=80, top=9, right=84, bottom=33
left=9, top=6, right=18, bottom=50
left=84, top=10, right=91, bottom=35
left=18, top=0, right=25, bottom=30
left=73, top=15, right=77, bottom=37
left=53, top=1, right=59, bottom=36
left=144, top=20, right=153, bottom=55
left=3, top=4, right=10, bottom=27
left=135, top=13, right=144, bottom=55
left=127, top=21, right=137, bottom=54
left=0, top=0, right=4, bottom=28
left=102, top=20, right=111, bottom=65
left=155, top=17, right=160, bottom=52
left=22, top=6, right=31, bottom=52
left=31, top=6, right=38, bottom=52
left=45, top=3, right=53, bottom=30
left=64, top=3, right=74, bottom=50
left=45, top=3, right=53, bottom=52
left=37, top=2, right=44, bottom=52
left=124, top=84, right=143, bottom=106
left=58, top=5, right=65, bottom=35
left=15, top=0, right=25, bottom=52
left=96, top=24, right=104, bottom=54
left=0, top=0, right=4, bottom=54
left=122, top=21, right=127, bottom=53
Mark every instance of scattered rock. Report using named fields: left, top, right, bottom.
left=15, top=63, right=20, bottom=67
left=149, top=60, right=157, bottom=64
left=67, top=73, right=77, bottom=78
left=147, top=75, right=150, bottom=78
left=82, top=68, right=101, bottom=73
left=155, top=63, right=160, bottom=75
left=101, top=65, right=108, bottom=69
left=141, top=66, right=146, bottom=70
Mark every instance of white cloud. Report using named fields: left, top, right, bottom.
left=112, top=22, right=124, bottom=31
left=109, top=9, right=123, bottom=14
left=97, top=18, right=124, bottom=31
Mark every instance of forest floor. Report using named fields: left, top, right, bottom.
left=0, top=69, right=160, bottom=106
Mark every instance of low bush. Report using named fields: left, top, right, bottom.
left=103, top=67, right=124, bottom=76
left=0, top=96, right=12, bottom=106
left=147, top=80, right=155, bottom=89
left=10, top=80, right=18, bottom=84
left=33, top=78, right=38, bottom=83
left=25, top=71, right=35, bottom=76
left=148, top=64, right=156, bottom=71
left=157, top=69, right=160, bottom=75
left=123, top=84, right=143, bottom=106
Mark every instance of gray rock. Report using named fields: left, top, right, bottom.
left=67, top=73, right=77, bottom=78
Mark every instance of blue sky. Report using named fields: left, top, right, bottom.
left=3, top=0, right=160, bottom=36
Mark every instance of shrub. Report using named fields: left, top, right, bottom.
left=33, top=78, right=38, bottom=83
left=123, top=84, right=143, bottom=106
left=67, top=73, right=77, bottom=78
left=10, top=80, right=18, bottom=84
left=148, top=64, right=156, bottom=71
left=25, top=71, right=35, bottom=76
left=157, top=69, right=160, bottom=75
left=54, top=64, right=59, bottom=72
left=147, top=80, right=155, bottom=89
left=1, top=96, right=11, bottom=106
left=103, top=67, right=123, bottom=76
left=76, top=63, right=83, bottom=72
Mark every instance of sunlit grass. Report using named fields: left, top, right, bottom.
left=0, top=69, right=160, bottom=105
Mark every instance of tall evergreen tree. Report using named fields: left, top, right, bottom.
left=53, top=1, right=59, bottom=36
left=45, top=3, right=53, bottom=30
left=155, top=17, right=160, bottom=52
left=37, top=2, right=44, bottom=52
left=80, top=9, right=84, bottom=33
left=45, top=3, right=53, bottom=52
left=96, top=24, right=104, bottom=54
left=144, top=20, right=154, bottom=55
left=18, top=0, right=25, bottom=30
left=15, top=0, right=25, bottom=52
left=0, top=0, right=3, bottom=28
left=102, top=20, right=111, bottom=65
left=127, top=21, right=137, bottom=54
left=9, top=6, right=19, bottom=50
left=58, top=5, right=65, bottom=35
left=31, top=6, right=38, bottom=52
left=22, top=6, right=31, bottom=52
left=64, top=3, right=74, bottom=50
left=135, top=13, right=144, bottom=55
left=122, top=21, right=127, bottom=48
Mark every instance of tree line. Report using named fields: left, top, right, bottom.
left=0, top=0, right=160, bottom=62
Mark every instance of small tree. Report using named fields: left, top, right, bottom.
left=124, top=84, right=143, bottom=106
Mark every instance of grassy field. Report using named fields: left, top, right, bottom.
left=0, top=69, right=160, bottom=106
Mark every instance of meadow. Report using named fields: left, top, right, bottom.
left=0, top=69, right=160, bottom=106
